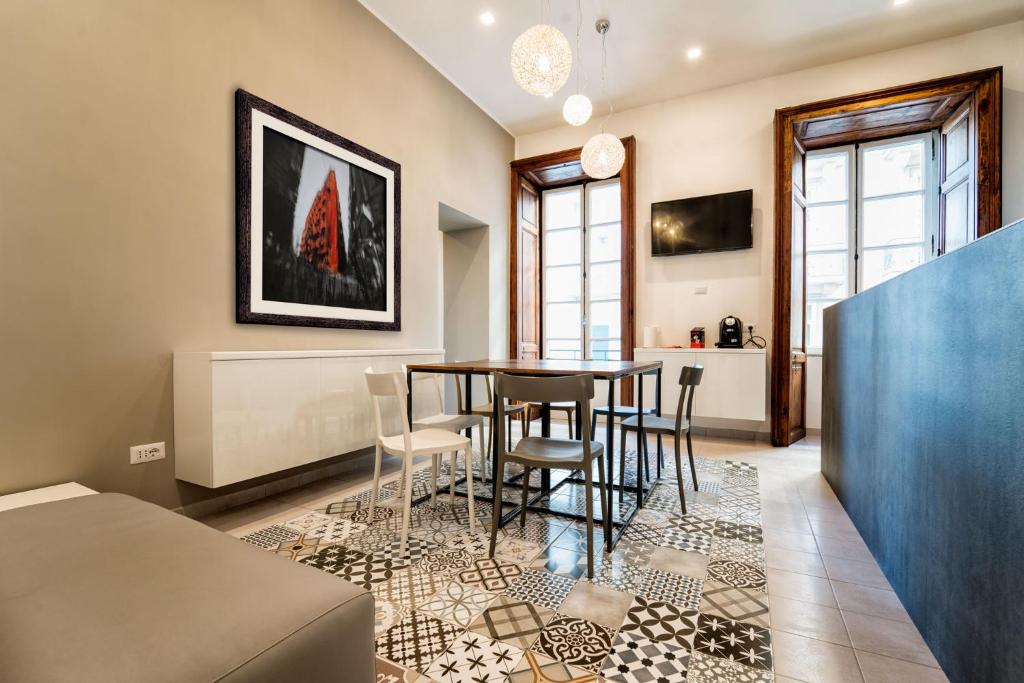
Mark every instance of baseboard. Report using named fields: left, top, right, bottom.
left=174, top=446, right=376, bottom=519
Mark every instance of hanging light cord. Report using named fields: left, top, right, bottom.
left=574, top=0, right=583, bottom=94
left=599, top=24, right=614, bottom=132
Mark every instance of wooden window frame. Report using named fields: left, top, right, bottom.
left=771, top=67, right=1002, bottom=446
left=509, top=137, right=637, bottom=401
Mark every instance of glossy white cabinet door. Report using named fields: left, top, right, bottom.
left=175, top=350, right=443, bottom=488
left=211, top=358, right=321, bottom=486
left=634, top=349, right=767, bottom=422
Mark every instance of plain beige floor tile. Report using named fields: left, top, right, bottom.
left=771, top=630, right=865, bottom=683
left=764, top=529, right=820, bottom=554
left=770, top=595, right=851, bottom=646
left=766, top=568, right=838, bottom=607
left=815, top=535, right=875, bottom=563
left=198, top=498, right=309, bottom=537
left=822, top=556, right=891, bottom=590
left=766, top=546, right=827, bottom=578
left=812, top=520, right=865, bottom=543
left=762, top=517, right=815, bottom=535
left=648, top=546, right=708, bottom=578
left=831, top=581, right=911, bottom=622
left=856, top=650, right=948, bottom=682
left=557, top=581, right=633, bottom=630
left=843, top=611, right=939, bottom=668
left=773, top=676, right=807, bottom=683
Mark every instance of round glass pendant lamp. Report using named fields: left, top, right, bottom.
left=562, top=93, right=592, bottom=126
left=581, top=132, right=625, bottom=179
left=511, top=24, right=573, bottom=97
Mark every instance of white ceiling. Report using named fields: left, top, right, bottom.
left=358, top=0, right=1023, bottom=136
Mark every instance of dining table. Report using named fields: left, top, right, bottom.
left=405, top=358, right=663, bottom=552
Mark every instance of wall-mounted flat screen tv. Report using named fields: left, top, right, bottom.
left=651, top=189, right=753, bottom=256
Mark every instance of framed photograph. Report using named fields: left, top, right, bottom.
left=236, top=89, right=400, bottom=330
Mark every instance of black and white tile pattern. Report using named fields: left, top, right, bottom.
left=239, top=455, right=774, bottom=681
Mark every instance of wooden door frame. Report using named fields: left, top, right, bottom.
left=509, top=136, right=637, bottom=401
left=771, top=67, right=1002, bottom=446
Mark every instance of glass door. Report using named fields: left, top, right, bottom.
left=541, top=179, right=622, bottom=360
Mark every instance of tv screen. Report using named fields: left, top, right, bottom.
left=651, top=189, right=753, bottom=256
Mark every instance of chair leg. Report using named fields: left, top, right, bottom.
left=638, top=435, right=649, bottom=490
left=400, top=454, right=414, bottom=556
left=507, top=414, right=514, bottom=451
left=656, top=435, right=664, bottom=478
left=520, top=466, right=531, bottom=528
left=618, top=426, right=628, bottom=499
left=591, top=411, right=598, bottom=438
left=597, top=454, right=609, bottom=537
left=465, top=447, right=476, bottom=531
left=477, top=422, right=487, bottom=481
left=686, top=429, right=699, bottom=492
left=524, top=409, right=531, bottom=437
left=449, top=451, right=457, bottom=497
left=489, top=455, right=505, bottom=557
left=584, top=461, right=595, bottom=579
left=567, top=410, right=573, bottom=439
left=673, top=433, right=687, bottom=515
left=369, top=442, right=383, bottom=520
left=430, top=453, right=439, bottom=506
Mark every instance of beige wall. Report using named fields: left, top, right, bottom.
left=517, top=21, right=1024, bottom=433
left=0, top=0, right=513, bottom=507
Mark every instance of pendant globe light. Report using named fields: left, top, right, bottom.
left=562, top=0, right=592, bottom=126
left=581, top=19, right=624, bottom=179
left=511, top=1, right=572, bottom=98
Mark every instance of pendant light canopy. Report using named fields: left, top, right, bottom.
left=511, top=23, right=572, bottom=98
left=581, top=19, right=624, bottom=179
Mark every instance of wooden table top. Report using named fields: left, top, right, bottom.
left=405, top=358, right=662, bottom=379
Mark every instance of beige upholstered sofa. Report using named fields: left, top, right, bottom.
left=0, top=493, right=375, bottom=682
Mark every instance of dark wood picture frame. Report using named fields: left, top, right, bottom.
left=771, top=67, right=1002, bottom=445
left=508, top=137, right=637, bottom=403
left=236, top=89, right=401, bottom=331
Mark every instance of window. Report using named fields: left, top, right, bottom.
left=542, top=179, right=622, bottom=360
left=805, top=133, right=937, bottom=351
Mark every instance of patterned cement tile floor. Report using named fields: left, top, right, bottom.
left=199, top=431, right=948, bottom=683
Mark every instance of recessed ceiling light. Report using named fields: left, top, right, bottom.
left=893, top=0, right=909, bottom=5
left=480, top=11, right=495, bottom=25
left=686, top=46, right=703, bottom=61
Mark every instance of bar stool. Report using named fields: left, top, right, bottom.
left=618, top=365, right=702, bottom=514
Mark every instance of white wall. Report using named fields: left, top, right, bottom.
left=516, top=21, right=1024, bottom=434
left=0, top=0, right=513, bottom=507
left=442, top=225, right=491, bottom=412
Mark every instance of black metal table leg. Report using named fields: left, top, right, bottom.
left=605, top=378, right=615, bottom=553
left=406, top=368, right=413, bottom=424
left=540, top=402, right=551, bottom=493
left=637, top=373, right=645, bottom=511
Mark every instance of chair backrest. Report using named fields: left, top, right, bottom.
left=453, top=374, right=494, bottom=414
left=674, top=364, right=704, bottom=432
left=402, top=364, right=444, bottom=415
left=364, top=368, right=412, bottom=448
left=493, top=373, right=595, bottom=459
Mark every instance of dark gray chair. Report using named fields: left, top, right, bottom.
left=619, top=364, right=703, bottom=514
left=489, top=373, right=608, bottom=578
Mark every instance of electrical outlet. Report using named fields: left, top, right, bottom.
left=130, top=442, right=165, bottom=465
left=694, top=285, right=708, bottom=295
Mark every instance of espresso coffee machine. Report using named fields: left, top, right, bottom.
left=715, top=315, right=743, bottom=348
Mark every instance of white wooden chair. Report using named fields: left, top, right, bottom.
left=364, top=369, right=476, bottom=555
left=404, top=365, right=488, bottom=488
